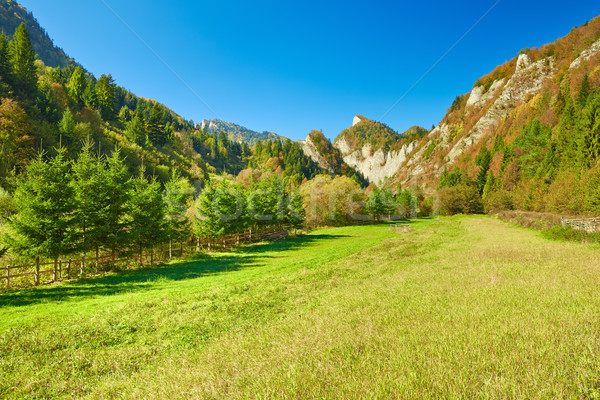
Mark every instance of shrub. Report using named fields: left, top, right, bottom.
left=438, top=184, right=483, bottom=215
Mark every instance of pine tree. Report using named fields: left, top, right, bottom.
left=365, top=187, right=387, bottom=220
left=58, top=109, right=76, bottom=141
left=482, top=172, right=496, bottom=199
left=164, top=169, right=194, bottom=254
left=577, top=74, right=591, bottom=107
left=99, top=149, right=130, bottom=259
left=146, top=104, right=165, bottom=146
left=96, top=74, right=116, bottom=120
left=71, top=139, right=105, bottom=268
left=8, top=23, right=37, bottom=98
left=67, top=67, right=86, bottom=108
left=126, top=106, right=146, bottom=146
left=126, top=168, right=166, bottom=263
left=195, top=180, right=245, bottom=242
left=476, top=147, right=492, bottom=193
left=82, top=76, right=98, bottom=109
left=7, top=147, right=75, bottom=273
left=0, top=33, right=12, bottom=92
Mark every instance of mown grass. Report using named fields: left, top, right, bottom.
left=2, top=217, right=600, bottom=399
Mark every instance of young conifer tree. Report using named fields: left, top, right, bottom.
left=164, top=168, right=194, bottom=254
left=125, top=167, right=166, bottom=264
left=7, top=146, right=75, bottom=277
left=71, top=139, right=105, bottom=269
left=8, top=23, right=37, bottom=98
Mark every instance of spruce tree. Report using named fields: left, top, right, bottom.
left=125, top=168, right=166, bottom=263
left=82, top=76, right=98, bottom=109
left=0, top=33, right=12, bottom=92
left=67, top=66, right=86, bottom=108
left=7, top=147, right=75, bottom=270
left=164, top=169, right=194, bottom=252
left=577, top=74, right=591, bottom=107
left=146, top=104, right=165, bottom=146
left=96, top=74, right=116, bottom=120
left=127, top=106, right=146, bottom=146
left=99, top=149, right=130, bottom=259
left=71, top=139, right=106, bottom=267
left=58, top=109, right=76, bottom=141
left=8, top=23, right=37, bottom=98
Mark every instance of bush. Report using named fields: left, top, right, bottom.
left=438, top=184, right=483, bottom=216
left=484, top=190, right=514, bottom=213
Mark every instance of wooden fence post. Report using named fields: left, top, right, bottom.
left=58, top=260, right=62, bottom=280
left=67, top=259, right=71, bottom=278
left=180, top=242, right=184, bottom=257
left=34, top=257, right=40, bottom=286
left=5, top=264, right=9, bottom=288
left=196, top=237, right=200, bottom=252
left=53, top=258, right=58, bottom=282
left=169, top=239, right=173, bottom=259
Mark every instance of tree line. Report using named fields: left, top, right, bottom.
left=2, top=141, right=193, bottom=267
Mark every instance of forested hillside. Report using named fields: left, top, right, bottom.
left=0, top=0, right=78, bottom=69
left=387, top=16, right=600, bottom=216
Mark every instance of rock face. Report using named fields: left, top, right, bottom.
left=446, top=54, right=554, bottom=163
left=299, top=133, right=333, bottom=172
left=570, top=39, right=600, bottom=70
left=332, top=117, right=421, bottom=184
left=335, top=136, right=416, bottom=184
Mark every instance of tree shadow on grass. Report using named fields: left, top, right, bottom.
left=0, top=233, right=348, bottom=308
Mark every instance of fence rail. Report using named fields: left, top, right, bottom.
left=561, top=217, right=600, bottom=233
left=2, top=226, right=294, bottom=289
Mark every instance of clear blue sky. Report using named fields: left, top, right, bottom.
left=17, top=0, right=600, bottom=141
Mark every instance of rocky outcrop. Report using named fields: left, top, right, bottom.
left=299, top=134, right=333, bottom=172
left=334, top=136, right=417, bottom=184
left=570, top=39, right=600, bottom=70
left=446, top=54, right=555, bottom=163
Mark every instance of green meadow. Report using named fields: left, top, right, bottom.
left=1, top=216, right=600, bottom=399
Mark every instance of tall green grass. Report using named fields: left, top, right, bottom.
left=1, top=217, right=600, bottom=399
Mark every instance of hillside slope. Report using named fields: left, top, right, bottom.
left=385, top=15, right=600, bottom=215
left=0, top=0, right=79, bottom=68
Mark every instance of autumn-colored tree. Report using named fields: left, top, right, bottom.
left=0, top=98, right=33, bottom=181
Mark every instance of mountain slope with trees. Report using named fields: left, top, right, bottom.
left=383, top=15, right=600, bottom=216
left=0, top=0, right=79, bottom=69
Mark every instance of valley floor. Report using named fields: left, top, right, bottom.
left=1, top=217, right=600, bottom=399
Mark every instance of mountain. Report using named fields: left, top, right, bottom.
left=386, top=15, right=600, bottom=215
left=0, top=0, right=79, bottom=68
left=298, top=129, right=368, bottom=185
left=198, top=119, right=287, bottom=145
left=330, top=115, right=427, bottom=184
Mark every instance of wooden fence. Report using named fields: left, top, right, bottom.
left=2, top=226, right=292, bottom=289
left=561, top=217, right=600, bottom=233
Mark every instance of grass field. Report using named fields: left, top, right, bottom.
left=2, top=216, right=600, bottom=399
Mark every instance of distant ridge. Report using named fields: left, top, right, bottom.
left=198, top=119, right=287, bottom=145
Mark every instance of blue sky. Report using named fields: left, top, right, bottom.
left=17, top=0, right=600, bottom=141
